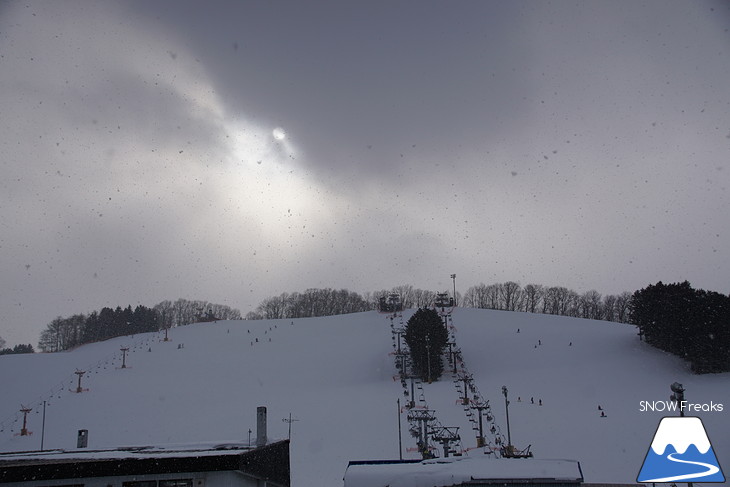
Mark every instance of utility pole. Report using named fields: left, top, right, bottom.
left=40, top=401, right=47, bottom=450
left=397, top=399, right=403, bottom=460
left=282, top=413, right=299, bottom=440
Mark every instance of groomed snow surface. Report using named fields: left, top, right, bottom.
left=1, top=308, right=728, bottom=486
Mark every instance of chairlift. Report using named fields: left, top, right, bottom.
left=501, top=444, right=533, bottom=458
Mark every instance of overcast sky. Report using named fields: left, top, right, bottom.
left=1, top=0, right=729, bottom=346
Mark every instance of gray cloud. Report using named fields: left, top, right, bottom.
left=1, top=0, right=729, bottom=346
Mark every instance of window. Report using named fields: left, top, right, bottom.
left=159, top=481, right=193, bottom=487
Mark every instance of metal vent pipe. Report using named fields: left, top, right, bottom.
left=256, top=406, right=267, bottom=447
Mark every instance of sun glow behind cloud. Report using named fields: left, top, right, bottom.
left=217, top=118, right=336, bottom=244
left=0, top=1, right=346, bottom=345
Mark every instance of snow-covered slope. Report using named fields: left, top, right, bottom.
left=1, top=309, right=727, bottom=486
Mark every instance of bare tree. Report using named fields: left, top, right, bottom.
left=207, top=303, right=242, bottom=321
left=602, top=294, right=617, bottom=322
left=614, top=292, right=632, bottom=323
left=153, top=300, right=175, bottom=329
left=463, top=283, right=489, bottom=308
left=500, top=281, right=523, bottom=311
left=523, top=284, right=544, bottom=313
left=485, top=283, right=501, bottom=309
left=259, top=295, right=288, bottom=319
left=580, top=290, right=603, bottom=320
left=414, top=288, right=436, bottom=308
left=154, top=299, right=241, bottom=326
left=565, top=290, right=581, bottom=317
left=544, top=286, right=573, bottom=315
left=38, top=315, right=86, bottom=352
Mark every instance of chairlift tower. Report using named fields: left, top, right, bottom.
left=502, top=386, right=511, bottom=447
left=407, top=409, right=437, bottom=458
left=407, top=376, right=417, bottom=408
left=430, top=426, right=461, bottom=458
left=74, top=369, right=86, bottom=393
left=456, top=372, right=473, bottom=405
left=393, top=327, right=406, bottom=353
left=388, top=293, right=402, bottom=313
left=471, top=401, right=490, bottom=447
left=446, top=342, right=458, bottom=374
left=19, top=406, right=32, bottom=436
left=394, top=350, right=409, bottom=376
left=120, top=347, right=129, bottom=368
left=450, top=274, right=457, bottom=306
left=435, top=292, right=450, bottom=308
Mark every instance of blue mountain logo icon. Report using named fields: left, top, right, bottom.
left=638, top=417, right=725, bottom=483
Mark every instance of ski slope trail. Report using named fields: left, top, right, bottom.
left=1, top=308, right=728, bottom=486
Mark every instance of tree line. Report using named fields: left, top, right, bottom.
left=0, top=335, right=34, bottom=355
left=153, top=299, right=242, bottom=329
left=461, top=282, right=633, bottom=323
left=37, top=299, right=241, bottom=352
left=629, top=281, right=730, bottom=373
left=247, top=283, right=633, bottom=325
left=29, top=281, right=728, bottom=374
left=247, top=281, right=727, bottom=375
left=246, top=288, right=372, bottom=319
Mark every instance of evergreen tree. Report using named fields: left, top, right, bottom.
left=0, top=344, right=34, bottom=355
left=403, top=308, right=449, bottom=382
left=630, top=281, right=730, bottom=373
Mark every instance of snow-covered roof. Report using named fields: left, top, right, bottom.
left=0, top=440, right=257, bottom=463
left=344, top=456, right=583, bottom=487
left=0, top=439, right=290, bottom=485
